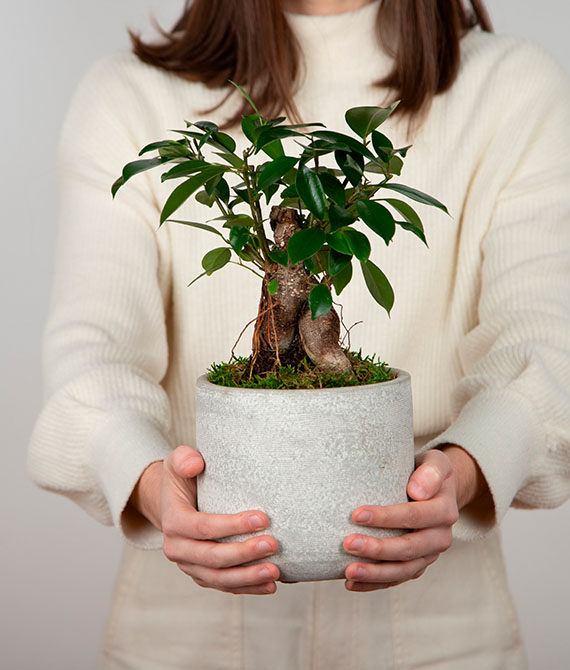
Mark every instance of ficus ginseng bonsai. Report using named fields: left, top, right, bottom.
left=112, top=84, right=447, bottom=387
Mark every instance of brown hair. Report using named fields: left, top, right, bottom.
left=129, top=0, right=492, bottom=128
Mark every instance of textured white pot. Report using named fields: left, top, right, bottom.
left=195, top=369, right=414, bottom=582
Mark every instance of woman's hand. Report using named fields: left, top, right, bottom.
left=128, top=445, right=280, bottom=595
left=343, top=445, right=487, bottom=592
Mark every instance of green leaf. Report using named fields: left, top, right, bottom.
left=394, top=144, right=412, bottom=157
left=304, top=257, right=316, bottom=274
left=371, top=130, right=393, bottom=161
left=195, top=189, right=216, bottom=207
left=194, top=120, right=218, bottom=133
left=344, top=228, right=371, bottom=262
left=310, top=130, right=375, bottom=160
left=138, top=140, right=186, bottom=156
left=328, top=249, right=352, bottom=276
left=204, top=172, right=223, bottom=196
left=241, top=114, right=262, bottom=143
left=315, top=247, right=330, bottom=274
left=158, top=143, right=192, bottom=158
left=356, top=200, right=396, bottom=245
left=201, top=247, right=231, bottom=275
left=217, top=213, right=255, bottom=228
left=266, top=116, right=287, bottom=127
left=268, top=249, right=289, bottom=266
left=280, top=197, right=302, bottom=209
left=328, top=203, right=357, bottom=232
left=232, top=187, right=250, bottom=205
left=287, top=228, right=325, bottom=265
left=361, top=260, right=394, bottom=315
left=170, top=129, right=204, bottom=141
left=318, top=171, right=345, bottom=207
left=258, top=156, right=298, bottom=190
left=165, top=219, right=227, bottom=241
left=213, top=177, right=230, bottom=204
left=255, top=127, right=304, bottom=154
left=309, top=284, right=333, bottom=319
left=187, top=270, right=208, bottom=288
left=264, top=182, right=280, bottom=204
left=112, top=157, right=169, bottom=197
left=261, top=138, right=285, bottom=159
left=335, top=151, right=363, bottom=187
left=332, top=259, right=353, bottom=295
left=397, top=220, right=427, bottom=245
left=326, top=230, right=351, bottom=255
left=229, top=226, right=250, bottom=253
left=345, top=102, right=399, bottom=139
left=388, top=156, right=403, bottom=176
left=213, top=151, right=244, bottom=168
left=363, top=160, right=388, bottom=174
left=280, top=184, right=298, bottom=198
left=382, top=198, right=427, bottom=245
left=267, top=279, right=279, bottom=295
left=160, top=166, right=226, bottom=224
left=380, top=183, right=449, bottom=213
left=295, top=163, right=326, bottom=219
left=229, top=81, right=260, bottom=114
left=211, top=131, right=237, bottom=153
left=111, top=176, right=125, bottom=197
left=161, top=160, right=210, bottom=182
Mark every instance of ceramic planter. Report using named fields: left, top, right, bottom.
left=195, top=369, right=414, bottom=582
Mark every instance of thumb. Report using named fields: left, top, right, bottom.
left=167, top=444, right=205, bottom=480
left=407, top=451, right=449, bottom=501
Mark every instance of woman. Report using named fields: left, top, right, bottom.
left=28, top=0, right=570, bottom=667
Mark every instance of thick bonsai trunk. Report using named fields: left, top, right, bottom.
left=250, top=206, right=352, bottom=376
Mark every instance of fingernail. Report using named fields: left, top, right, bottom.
left=355, top=567, right=366, bottom=579
left=249, top=514, right=266, bottom=530
left=424, top=466, right=442, bottom=488
left=259, top=567, right=273, bottom=580
left=181, top=456, right=201, bottom=470
left=257, top=540, right=273, bottom=554
left=409, top=481, right=427, bottom=499
left=348, top=537, right=365, bottom=553
left=355, top=510, right=372, bottom=523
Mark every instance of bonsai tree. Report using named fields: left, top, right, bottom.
left=112, top=84, right=447, bottom=387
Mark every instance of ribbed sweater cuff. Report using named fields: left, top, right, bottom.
left=91, top=410, right=173, bottom=549
left=419, top=389, right=543, bottom=541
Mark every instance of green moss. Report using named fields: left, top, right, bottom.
left=207, top=350, right=393, bottom=389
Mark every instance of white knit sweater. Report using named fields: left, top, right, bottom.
left=28, top=1, right=570, bottom=551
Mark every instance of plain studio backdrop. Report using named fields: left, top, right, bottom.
left=2, top=2, right=568, bottom=668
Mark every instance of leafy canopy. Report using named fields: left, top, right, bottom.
left=113, top=85, right=448, bottom=319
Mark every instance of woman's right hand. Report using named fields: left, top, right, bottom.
left=129, top=445, right=280, bottom=595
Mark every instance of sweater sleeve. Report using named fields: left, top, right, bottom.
left=27, top=55, right=174, bottom=550
left=420, top=43, right=570, bottom=540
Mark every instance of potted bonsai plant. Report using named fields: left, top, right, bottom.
left=112, top=85, right=447, bottom=581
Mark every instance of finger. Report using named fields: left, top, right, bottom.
left=407, top=450, right=452, bottom=501
left=352, top=495, right=458, bottom=530
left=193, top=577, right=277, bottom=596
left=165, top=507, right=271, bottom=540
left=165, top=444, right=205, bottom=479
left=344, top=526, right=453, bottom=561
left=345, top=554, right=438, bottom=584
left=178, top=561, right=280, bottom=590
left=163, top=534, right=278, bottom=568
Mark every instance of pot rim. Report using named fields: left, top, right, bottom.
left=196, top=367, right=410, bottom=395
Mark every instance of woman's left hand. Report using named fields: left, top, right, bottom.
left=343, top=446, right=485, bottom=592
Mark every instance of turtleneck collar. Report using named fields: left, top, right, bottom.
left=284, top=0, right=388, bottom=86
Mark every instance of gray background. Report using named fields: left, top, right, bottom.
left=2, top=1, right=568, bottom=668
